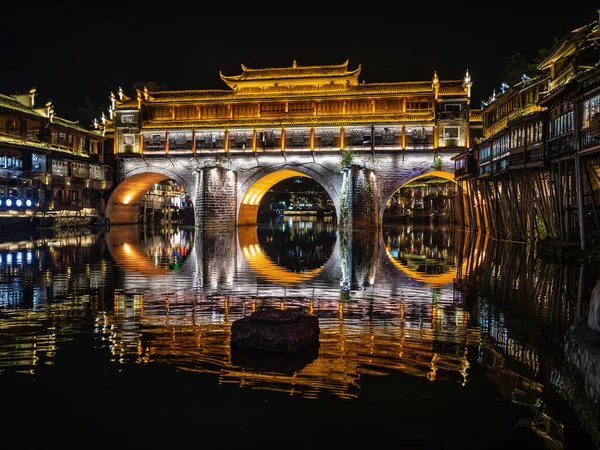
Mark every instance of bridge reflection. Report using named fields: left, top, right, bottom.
left=0, top=223, right=595, bottom=438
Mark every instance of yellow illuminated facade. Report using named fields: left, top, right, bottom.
left=106, top=60, right=480, bottom=157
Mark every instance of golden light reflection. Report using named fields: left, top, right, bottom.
left=104, top=227, right=170, bottom=276
left=238, top=227, right=325, bottom=285
left=384, top=246, right=465, bottom=287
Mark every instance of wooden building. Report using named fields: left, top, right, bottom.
left=104, top=60, right=481, bottom=158
left=453, top=15, right=600, bottom=249
left=0, top=89, right=112, bottom=228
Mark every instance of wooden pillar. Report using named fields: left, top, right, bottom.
left=224, top=130, right=229, bottom=154
left=466, top=120, right=471, bottom=148
left=252, top=130, right=257, bottom=152
left=191, top=130, right=196, bottom=157
left=310, top=128, right=315, bottom=151
left=340, top=127, right=345, bottom=149
left=573, top=101, right=586, bottom=250
left=281, top=128, right=285, bottom=152
left=402, top=125, right=406, bottom=149
left=165, top=131, right=169, bottom=156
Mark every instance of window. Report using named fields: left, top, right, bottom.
left=32, top=154, right=46, bottom=172
left=121, top=114, right=135, bottom=124
left=90, top=165, right=105, bottom=180
left=52, top=160, right=69, bottom=176
left=445, top=104, right=461, bottom=111
left=122, top=134, right=135, bottom=145
left=444, top=127, right=459, bottom=139
left=71, top=162, right=89, bottom=178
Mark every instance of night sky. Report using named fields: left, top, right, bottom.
left=1, top=4, right=599, bottom=123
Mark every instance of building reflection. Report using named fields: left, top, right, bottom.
left=0, top=229, right=110, bottom=373
left=0, top=218, right=592, bottom=435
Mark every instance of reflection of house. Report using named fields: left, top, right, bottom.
left=0, top=89, right=112, bottom=228
left=385, top=175, right=455, bottom=223
left=104, top=60, right=480, bottom=157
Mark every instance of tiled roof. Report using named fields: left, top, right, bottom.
left=136, top=81, right=437, bottom=104
left=220, top=60, right=358, bottom=82
left=0, top=134, right=91, bottom=158
left=469, top=109, right=482, bottom=122
left=438, top=81, right=466, bottom=97
left=0, top=92, right=102, bottom=137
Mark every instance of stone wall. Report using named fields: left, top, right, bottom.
left=196, top=166, right=237, bottom=230
left=115, top=150, right=458, bottom=229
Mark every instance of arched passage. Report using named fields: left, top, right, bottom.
left=238, top=168, right=340, bottom=225
left=380, top=170, right=457, bottom=221
left=105, top=172, right=195, bottom=225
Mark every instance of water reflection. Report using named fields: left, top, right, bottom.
left=0, top=220, right=598, bottom=447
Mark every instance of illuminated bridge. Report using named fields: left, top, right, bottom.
left=105, top=151, right=458, bottom=229
left=101, top=61, right=478, bottom=229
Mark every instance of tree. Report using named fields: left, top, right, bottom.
left=500, top=37, right=561, bottom=86
left=132, top=81, right=169, bottom=93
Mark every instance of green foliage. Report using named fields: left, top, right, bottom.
left=500, top=36, right=561, bottom=86
left=340, top=149, right=355, bottom=170
left=213, top=154, right=225, bottom=167
left=434, top=155, right=443, bottom=171
left=535, top=216, right=548, bottom=240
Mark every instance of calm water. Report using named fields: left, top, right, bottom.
left=1, top=217, right=599, bottom=449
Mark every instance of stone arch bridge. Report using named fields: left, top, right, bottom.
left=105, top=150, right=458, bottom=229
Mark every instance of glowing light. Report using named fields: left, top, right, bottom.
left=6, top=199, right=12, bottom=207
left=16, top=199, right=23, bottom=207
left=25, top=199, right=32, bottom=207
left=123, top=193, right=133, bottom=205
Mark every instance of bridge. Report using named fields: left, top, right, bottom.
left=104, top=150, right=458, bottom=229
left=98, top=61, right=477, bottom=229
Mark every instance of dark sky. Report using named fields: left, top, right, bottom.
left=1, top=4, right=599, bottom=123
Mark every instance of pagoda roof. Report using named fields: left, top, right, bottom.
left=219, top=60, right=361, bottom=89
left=538, top=19, right=599, bottom=71
left=0, top=92, right=102, bottom=137
left=128, top=81, right=452, bottom=106
left=469, top=109, right=482, bottom=122
left=438, top=80, right=467, bottom=97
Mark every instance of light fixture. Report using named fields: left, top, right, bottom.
left=6, top=199, right=12, bottom=207
left=25, top=199, right=32, bottom=207
left=16, top=199, right=23, bottom=207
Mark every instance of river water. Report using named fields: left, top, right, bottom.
left=1, top=217, right=598, bottom=449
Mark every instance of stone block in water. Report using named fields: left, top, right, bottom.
left=230, top=309, right=320, bottom=354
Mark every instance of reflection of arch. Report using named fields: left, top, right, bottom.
left=105, top=225, right=170, bottom=276
left=383, top=245, right=465, bottom=287
left=237, top=226, right=325, bottom=286
left=379, top=170, right=456, bottom=218
left=238, top=167, right=340, bottom=225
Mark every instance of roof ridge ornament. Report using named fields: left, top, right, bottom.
left=292, top=60, right=297, bottom=68
left=464, top=70, right=472, bottom=98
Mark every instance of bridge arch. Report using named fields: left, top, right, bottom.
left=237, top=165, right=341, bottom=225
left=105, top=167, right=196, bottom=225
left=378, top=170, right=457, bottom=219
